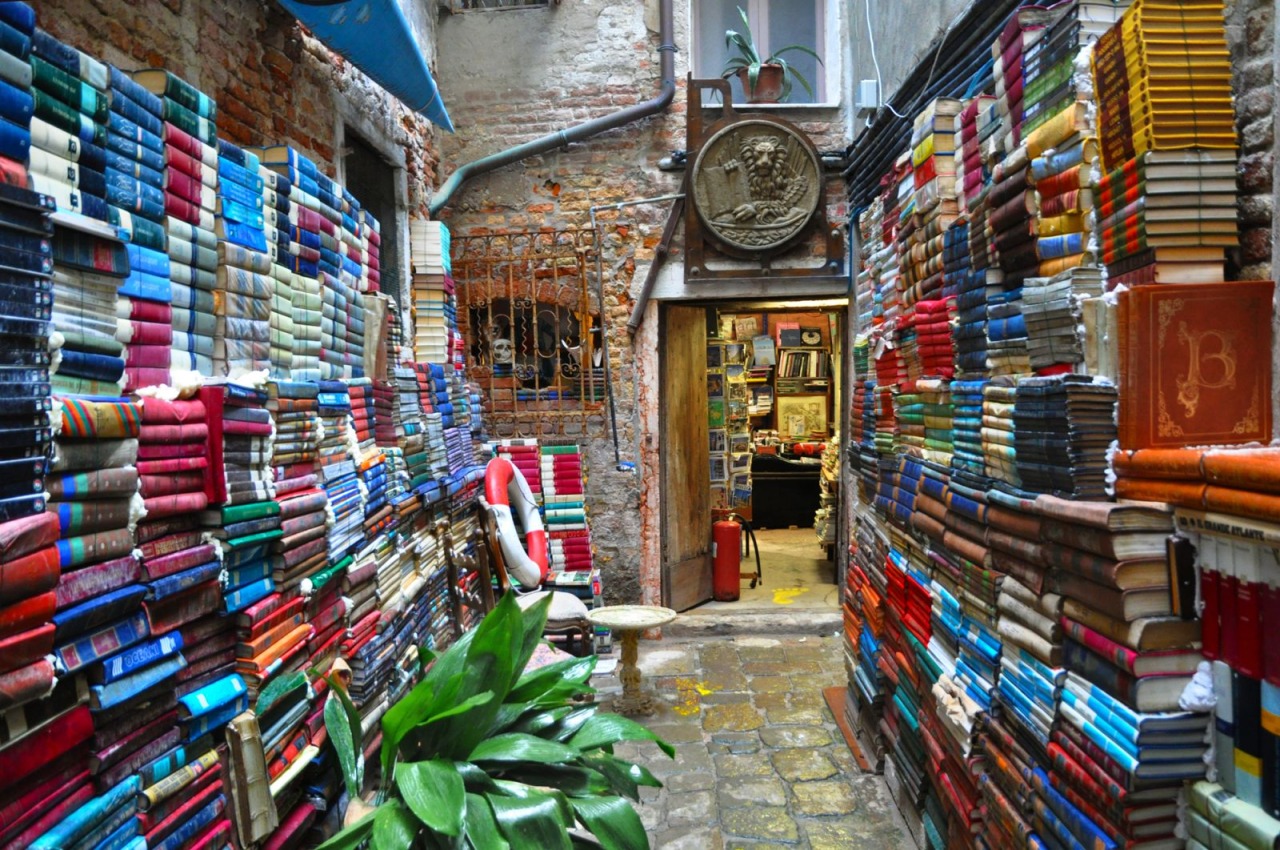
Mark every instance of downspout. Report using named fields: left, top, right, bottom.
left=428, top=0, right=678, bottom=217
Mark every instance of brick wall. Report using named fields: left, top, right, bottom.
left=1226, top=0, right=1275, bottom=282
left=38, top=0, right=443, bottom=213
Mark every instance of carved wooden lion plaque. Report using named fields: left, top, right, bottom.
left=690, top=118, right=822, bottom=257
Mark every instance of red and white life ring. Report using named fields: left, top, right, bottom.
left=484, top=457, right=548, bottom=588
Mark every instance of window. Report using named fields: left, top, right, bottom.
left=694, top=0, right=828, bottom=105
left=342, top=132, right=401, bottom=304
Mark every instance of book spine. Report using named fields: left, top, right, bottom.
left=1061, top=617, right=1137, bottom=673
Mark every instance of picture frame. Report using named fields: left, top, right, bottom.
left=709, top=429, right=727, bottom=453
left=776, top=394, right=828, bottom=439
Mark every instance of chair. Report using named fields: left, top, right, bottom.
left=473, top=496, right=595, bottom=657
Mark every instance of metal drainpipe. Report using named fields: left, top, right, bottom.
left=427, top=0, right=678, bottom=217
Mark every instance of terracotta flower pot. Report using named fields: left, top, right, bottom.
left=736, top=64, right=785, bottom=103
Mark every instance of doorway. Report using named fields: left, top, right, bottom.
left=658, top=299, right=847, bottom=614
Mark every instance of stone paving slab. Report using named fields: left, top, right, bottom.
left=593, top=635, right=910, bottom=849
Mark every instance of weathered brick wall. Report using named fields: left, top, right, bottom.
left=1226, top=0, right=1275, bottom=282
left=435, top=2, right=849, bottom=604
left=434, top=1, right=689, bottom=604
left=38, top=0, right=442, bottom=212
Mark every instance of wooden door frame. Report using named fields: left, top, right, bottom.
left=659, top=303, right=713, bottom=610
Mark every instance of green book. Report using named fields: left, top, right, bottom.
left=133, top=68, right=217, bottom=121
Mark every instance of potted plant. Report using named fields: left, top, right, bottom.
left=722, top=6, right=823, bottom=103
left=314, top=592, right=673, bottom=849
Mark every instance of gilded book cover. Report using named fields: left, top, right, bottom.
left=1118, top=281, right=1274, bottom=449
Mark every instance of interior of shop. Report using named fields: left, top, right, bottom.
left=703, top=306, right=844, bottom=609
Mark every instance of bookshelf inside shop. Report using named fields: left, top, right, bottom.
left=707, top=312, right=840, bottom=540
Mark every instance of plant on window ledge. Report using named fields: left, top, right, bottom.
left=722, top=5, right=822, bottom=104
left=316, top=592, right=674, bottom=850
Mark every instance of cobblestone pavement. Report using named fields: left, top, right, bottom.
left=593, top=634, right=910, bottom=850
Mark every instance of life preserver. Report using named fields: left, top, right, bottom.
left=484, top=457, right=548, bottom=588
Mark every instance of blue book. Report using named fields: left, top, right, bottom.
left=106, top=110, right=163, bottom=154
left=1032, top=767, right=1116, bottom=850
left=91, top=652, right=187, bottom=710
left=30, top=29, right=78, bottom=78
left=109, top=87, right=163, bottom=137
left=108, top=66, right=163, bottom=116
left=98, top=631, right=183, bottom=684
left=127, top=242, right=171, bottom=277
left=1037, top=231, right=1085, bottom=261
left=218, top=217, right=267, bottom=252
left=118, top=268, right=170, bottom=302
left=95, top=815, right=140, bottom=850
left=105, top=131, right=165, bottom=172
left=217, top=155, right=263, bottom=192
left=0, top=21, right=29, bottom=62
left=70, top=793, right=138, bottom=850
left=225, top=561, right=271, bottom=593
left=0, top=5, right=33, bottom=36
left=105, top=148, right=163, bottom=186
left=146, top=559, right=221, bottom=601
left=51, top=583, right=148, bottom=641
left=54, top=610, right=150, bottom=674
left=29, top=775, right=141, bottom=850
left=56, top=348, right=124, bottom=382
left=151, top=794, right=225, bottom=850
left=179, top=673, right=248, bottom=720
left=181, top=696, right=248, bottom=742
left=218, top=183, right=264, bottom=217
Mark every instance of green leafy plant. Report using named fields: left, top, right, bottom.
left=722, top=5, right=823, bottom=102
left=317, top=592, right=674, bottom=850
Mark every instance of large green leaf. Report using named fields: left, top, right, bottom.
left=325, top=692, right=361, bottom=800
left=549, top=706, right=601, bottom=743
left=312, top=809, right=375, bottom=850
left=506, top=705, right=576, bottom=737
left=500, top=764, right=612, bottom=797
left=581, top=754, right=662, bottom=802
left=431, top=593, right=524, bottom=760
left=569, top=714, right=675, bottom=758
left=399, top=689, right=498, bottom=764
left=508, top=655, right=597, bottom=704
left=372, top=801, right=419, bottom=850
left=464, top=793, right=509, bottom=850
left=509, top=593, right=554, bottom=692
left=486, top=790, right=573, bottom=850
left=396, top=759, right=466, bottom=837
left=469, top=732, right=578, bottom=764
left=570, top=796, right=648, bottom=850
left=255, top=669, right=308, bottom=716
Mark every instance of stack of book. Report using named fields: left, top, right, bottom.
left=0, top=5, right=33, bottom=189
left=949, top=379, right=986, bottom=477
left=855, top=212, right=878, bottom=329
left=885, top=152, right=912, bottom=324
left=981, top=378, right=1021, bottom=488
left=991, top=7, right=1057, bottom=155
left=1021, top=267, right=1102, bottom=373
left=50, top=215, right=130, bottom=400
left=210, top=141, right=268, bottom=378
left=915, top=300, right=955, bottom=380
left=894, top=383, right=925, bottom=456
left=1013, top=375, right=1116, bottom=500
left=28, top=29, right=108, bottom=221
left=984, top=280, right=1031, bottom=378
left=903, top=99, right=962, bottom=307
left=144, top=70, right=221, bottom=387
left=410, top=219, right=452, bottom=364
left=1091, top=0, right=1238, bottom=285
left=1026, top=108, right=1095, bottom=278
left=940, top=215, right=969, bottom=301
left=361, top=208, right=380, bottom=292
left=542, top=444, right=593, bottom=574
left=917, top=379, right=954, bottom=467
left=316, top=381, right=364, bottom=566
left=953, top=267, right=990, bottom=380
left=267, top=380, right=325, bottom=596
left=957, top=95, right=996, bottom=214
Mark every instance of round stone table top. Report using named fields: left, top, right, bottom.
left=587, top=605, right=677, bottom=632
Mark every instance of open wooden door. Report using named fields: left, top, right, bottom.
left=660, top=304, right=713, bottom=611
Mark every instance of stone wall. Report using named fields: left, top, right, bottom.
left=1226, top=0, right=1276, bottom=283
left=39, top=0, right=443, bottom=215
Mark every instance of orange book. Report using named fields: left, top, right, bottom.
left=1204, top=486, right=1280, bottom=525
left=1117, top=281, right=1274, bottom=450
left=1111, top=448, right=1206, bottom=481
left=1113, top=477, right=1207, bottom=506
left=1201, top=449, right=1280, bottom=496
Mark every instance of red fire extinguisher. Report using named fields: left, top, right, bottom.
left=711, top=512, right=762, bottom=601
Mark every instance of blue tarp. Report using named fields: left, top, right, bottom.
left=279, top=0, right=455, bottom=132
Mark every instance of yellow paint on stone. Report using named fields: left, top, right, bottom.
left=771, top=587, right=807, bottom=605
left=671, top=677, right=719, bottom=716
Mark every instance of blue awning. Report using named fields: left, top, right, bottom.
left=278, top=0, right=455, bottom=132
